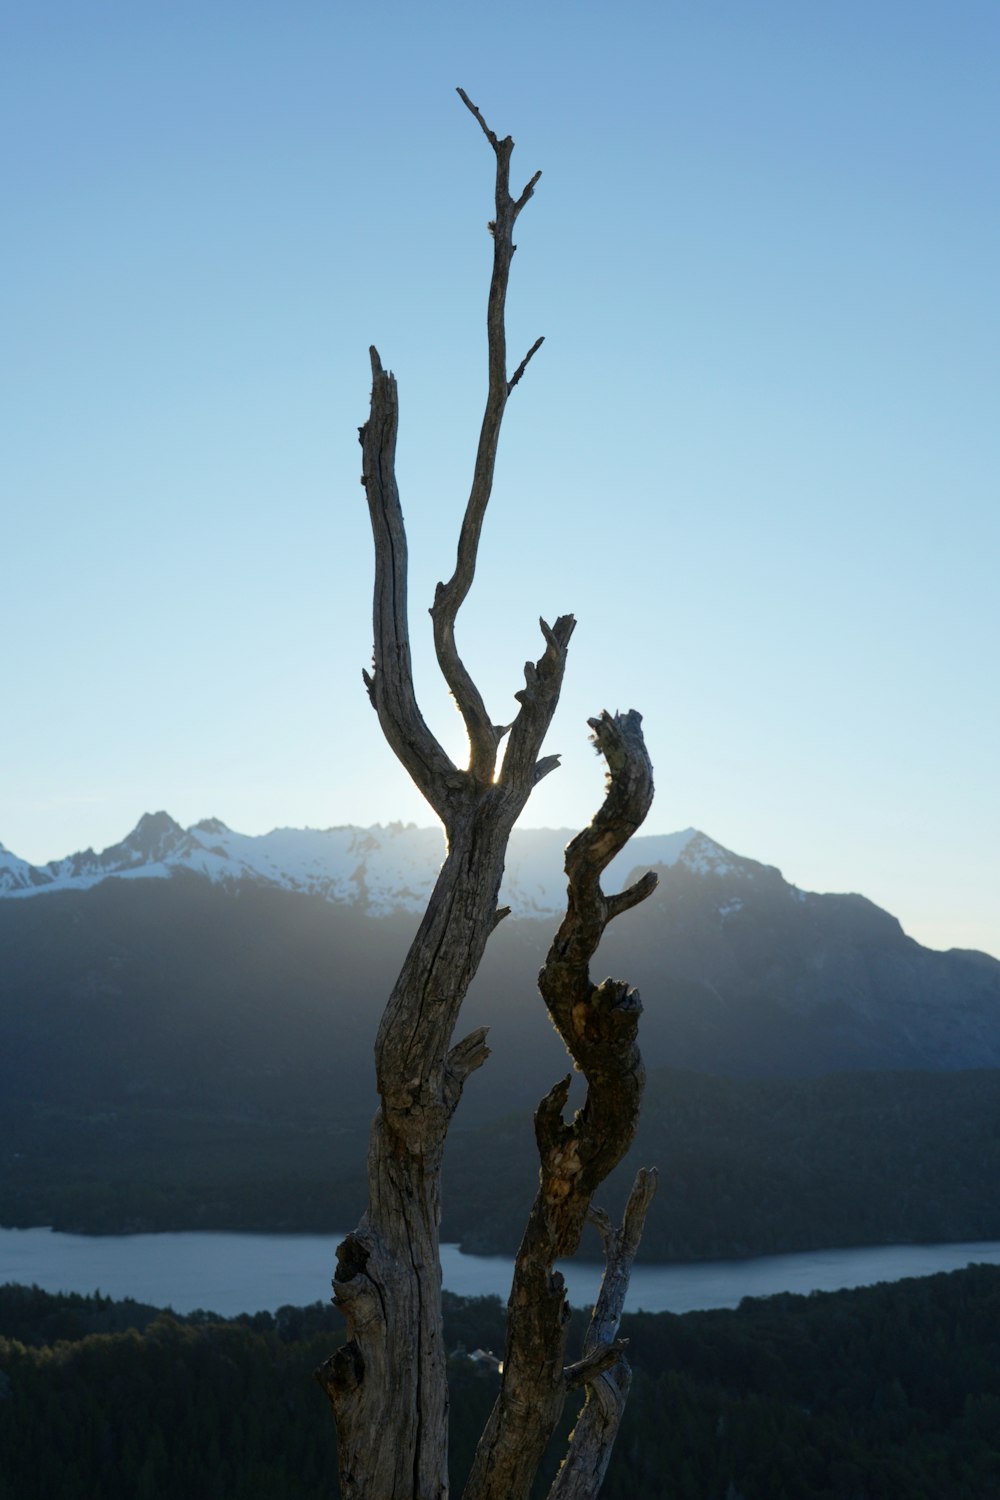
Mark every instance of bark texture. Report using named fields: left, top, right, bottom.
left=550, top=1171, right=658, bottom=1500
left=317, top=92, right=656, bottom=1500
left=462, top=712, right=657, bottom=1500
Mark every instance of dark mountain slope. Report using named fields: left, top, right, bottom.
left=596, top=854, right=1000, bottom=1075
left=2, top=834, right=999, bottom=1244
left=2, top=839, right=999, bottom=1126
left=0, top=874, right=408, bottom=1121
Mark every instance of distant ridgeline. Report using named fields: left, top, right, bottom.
left=1, top=814, right=999, bottom=1251
left=3, top=1270, right=1000, bottom=1498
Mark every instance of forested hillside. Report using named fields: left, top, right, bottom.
left=5, top=1067, right=999, bottom=1261
left=2, top=1268, right=999, bottom=1498
left=446, top=1067, right=1000, bottom=1260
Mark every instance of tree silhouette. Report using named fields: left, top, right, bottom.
left=316, top=90, right=658, bottom=1500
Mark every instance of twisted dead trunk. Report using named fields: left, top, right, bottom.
left=317, top=92, right=658, bottom=1500
left=462, top=711, right=657, bottom=1500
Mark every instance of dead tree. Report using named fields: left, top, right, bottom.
left=316, top=90, right=659, bottom=1500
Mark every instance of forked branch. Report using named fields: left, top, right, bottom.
left=332, top=93, right=655, bottom=1500
left=431, top=89, right=546, bottom=784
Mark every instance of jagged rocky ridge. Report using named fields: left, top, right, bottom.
left=0, top=812, right=729, bottom=918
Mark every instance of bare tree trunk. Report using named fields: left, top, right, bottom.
left=317, top=93, right=657, bottom=1500
left=462, top=711, right=657, bottom=1500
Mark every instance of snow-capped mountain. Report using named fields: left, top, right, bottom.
left=0, top=814, right=750, bottom=919
left=3, top=811, right=999, bottom=1111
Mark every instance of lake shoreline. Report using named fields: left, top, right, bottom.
left=5, top=1224, right=1000, bottom=1319
left=3, top=1216, right=995, bottom=1268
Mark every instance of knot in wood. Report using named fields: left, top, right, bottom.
left=549, top=1139, right=582, bottom=1178
left=316, top=1339, right=365, bottom=1398
left=335, top=1233, right=371, bottom=1284
left=593, top=976, right=642, bottom=1021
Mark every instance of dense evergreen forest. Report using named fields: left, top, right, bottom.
left=2, top=1267, right=999, bottom=1498
left=5, top=1068, right=999, bottom=1262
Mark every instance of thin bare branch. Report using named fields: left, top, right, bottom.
left=500, top=614, right=576, bottom=787
left=444, top=1026, right=492, bottom=1113
left=533, top=754, right=563, bottom=785
left=606, top=870, right=659, bottom=923
left=507, top=335, right=545, bottom=395
left=514, top=169, right=543, bottom=215
left=587, top=1169, right=658, bottom=1349
left=549, top=1170, right=658, bottom=1499
left=456, top=86, right=500, bottom=149
left=586, top=1204, right=614, bottom=1240
left=563, top=1339, right=630, bottom=1393
left=431, top=90, right=544, bottom=784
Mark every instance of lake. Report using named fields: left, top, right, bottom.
left=3, top=1228, right=1000, bottom=1318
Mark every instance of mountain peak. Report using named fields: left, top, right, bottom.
left=128, top=810, right=184, bottom=840
left=121, top=812, right=189, bottom=863
left=191, top=817, right=230, bottom=836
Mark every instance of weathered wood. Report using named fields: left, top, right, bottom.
left=461, top=712, right=657, bottom=1500
left=318, top=94, right=570, bottom=1500
left=319, top=94, right=657, bottom=1500
left=359, top=347, right=460, bottom=825
left=317, top=787, right=570, bottom=1497
left=549, top=1170, right=658, bottom=1500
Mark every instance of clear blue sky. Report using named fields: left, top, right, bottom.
left=3, top=1, right=998, bottom=956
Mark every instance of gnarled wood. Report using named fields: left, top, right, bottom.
left=462, top=712, right=657, bottom=1500
left=319, top=94, right=658, bottom=1500
left=319, top=95, right=572, bottom=1500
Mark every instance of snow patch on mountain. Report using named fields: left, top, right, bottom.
left=0, top=842, right=51, bottom=894
left=0, top=817, right=750, bottom=918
